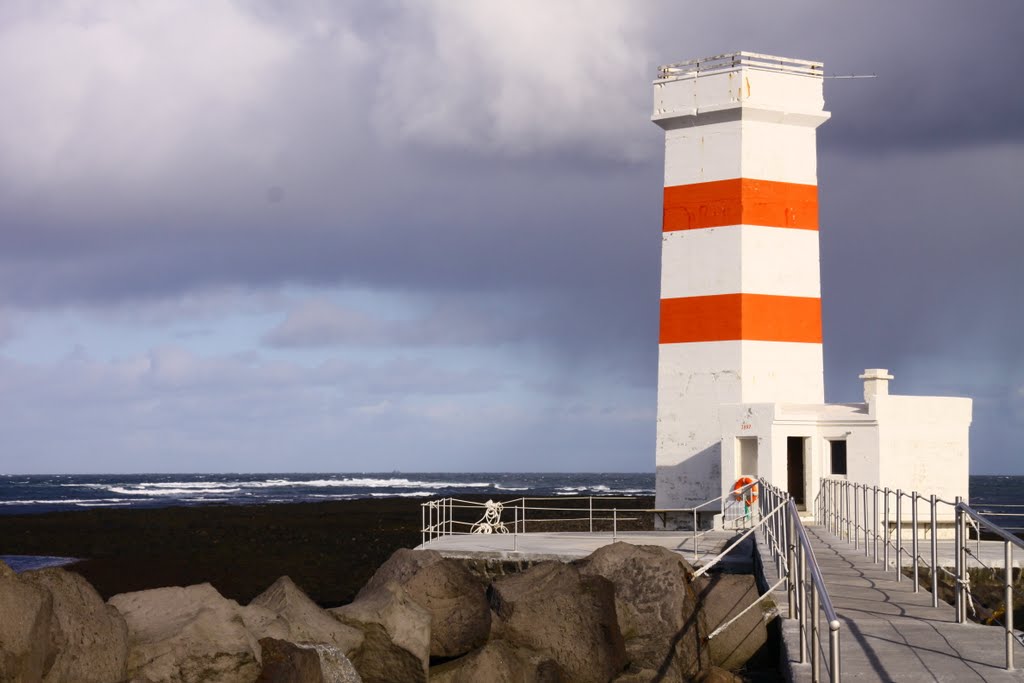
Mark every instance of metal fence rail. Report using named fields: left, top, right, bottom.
left=420, top=484, right=760, bottom=560
left=817, top=478, right=1022, bottom=671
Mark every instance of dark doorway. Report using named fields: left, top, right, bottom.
left=787, top=437, right=806, bottom=507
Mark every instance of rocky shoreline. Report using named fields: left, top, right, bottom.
left=0, top=498, right=778, bottom=681
left=1, top=541, right=773, bottom=682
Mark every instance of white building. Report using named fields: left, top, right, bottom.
left=651, top=53, right=971, bottom=528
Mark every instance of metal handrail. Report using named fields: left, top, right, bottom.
left=760, top=480, right=841, bottom=681
left=420, top=481, right=762, bottom=557
left=817, top=478, right=1021, bottom=671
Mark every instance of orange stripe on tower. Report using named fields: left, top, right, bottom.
left=663, top=178, right=818, bottom=232
left=660, top=294, right=822, bottom=344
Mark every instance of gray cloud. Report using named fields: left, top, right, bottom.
left=0, top=1, right=1020, bottom=472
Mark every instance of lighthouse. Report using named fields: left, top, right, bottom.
left=650, top=53, right=971, bottom=530
left=653, top=53, right=830, bottom=527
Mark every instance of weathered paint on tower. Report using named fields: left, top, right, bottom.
left=652, top=52, right=830, bottom=527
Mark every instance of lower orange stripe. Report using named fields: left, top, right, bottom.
left=660, top=294, right=822, bottom=344
left=663, top=178, right=818, bottom=231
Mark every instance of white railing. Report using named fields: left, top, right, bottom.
left=817, top=478, right=1022, bottom=671
left=658, top=51, right=823, bottom=80
left=421, top=484, right=760, bottom=560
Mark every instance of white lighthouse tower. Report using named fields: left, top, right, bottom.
left=653, top=53, right=830, bottom=527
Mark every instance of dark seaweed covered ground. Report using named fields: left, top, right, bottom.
left=0, top=495, right=656, bottom=607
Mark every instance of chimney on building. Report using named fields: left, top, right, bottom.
left=860, top=368, right=894, bottom=403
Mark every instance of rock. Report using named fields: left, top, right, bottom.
left=245, top=576, right=363, bottom=655
left=576, top=543, right=709, bottom=681
left=430, top=640, right=561, bottom=683
left=694, top=574, right=770, bottom=671
left=0, top=561, right=55, bottom=683
left=360, top=548, right=489, bottom=658
left=21, top=567, right=129, bottom=683
left=356, top=548, right=443, bottom=597
left=490, top=561, right=626, bottom=682
left=330, top=582, right=430, bottom=683
left=697, top=665, right=745, bottom=683
left=254, top=639, right=363, bottom=683
left=109, top=583, right=261, bottom=683
left=256, top=638, right=323, bottom=683
left=303, top=644, right=362, bottom=683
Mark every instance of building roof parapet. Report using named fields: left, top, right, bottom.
left=657, top=51, right=823, bottom=81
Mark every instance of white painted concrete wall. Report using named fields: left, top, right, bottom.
left=661, top=226, right=821, bottom=299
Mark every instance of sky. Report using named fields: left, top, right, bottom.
left=0, top=1, right=1021, bottom=474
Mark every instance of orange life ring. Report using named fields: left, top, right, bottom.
left=732, top=477, right=758, bottom=504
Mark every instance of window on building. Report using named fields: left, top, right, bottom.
left=830, top=440, right=848, bottom=476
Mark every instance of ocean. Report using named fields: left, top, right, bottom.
left=0, top=473, right=1020, bottom=517
left=1, top=473, right=1021, bottom=572
left=0, top=472, right=655, bottom=516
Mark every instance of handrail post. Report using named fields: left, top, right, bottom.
left=930, top=494, right=939, bottom=608
left=787, top=509, right=796, bottom=619
left=873, top=486, right=879, bottom=564
left=830, top=479, right=836, bottom=533
left=845, top=481, right=852, bottom=543
left=613, top=508, right=617, bottom=540
left=863, top=485, right=870, bottom=557
left=1007, top=540, right=1015, bottom=670
left=954, top=500, right=963, bottom=623
left=514, top=505, right=519, bottom=551
left=812, top=581, right=821, bottom=681
left=589, top=496, right=593, bottom=533
left=883, top=487, right=890, bottom=571
left=830, top=618, right=841, bottom=683
left=521, top=499, right=526, bottom=534
left=895, top=489, right=902, bottom=581
left=799, top=530, right=807, bottom=663
left=853, top=483, right=860, bottom=550
left=912, top=491, right=920, bottom=592
left=693, top=507, right=699, bottom=562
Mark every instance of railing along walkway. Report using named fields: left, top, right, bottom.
left=790, top=524, right=1024, bottom=682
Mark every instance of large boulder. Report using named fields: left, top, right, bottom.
left=304, top=644, right=362, bottom=683
left=359, top=549, right=489, bottom=658
left=697, top=666, right=746, bottom=683
left=256, top=638, right=322, bottom=683
left=490, top=561, right=626, bottom=682
left=577, top=543, right=709, bottom=681
left=330, top=582, right=430, bottom=683
left=694, top=574, right=771, bottom=671
left=109, top=583, right=261, bottom=683
left=429, top=640, right=561, bottom=683
left=244, top=576, right=363, bottom=656
left=0, top=561, right=55, bottom=683
left=254, top=639, right=362, bottom=683
left=21, top=567, right=129, bottom=683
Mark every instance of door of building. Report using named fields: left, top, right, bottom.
left=787, top=436, right=806, bottom=507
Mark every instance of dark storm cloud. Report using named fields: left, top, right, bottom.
left=0, top=2, right=1021, bottom=471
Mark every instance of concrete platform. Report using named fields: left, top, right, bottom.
left=759, top=525, right=1024, bottom=682
left=417, top=530, right=754, bottom=571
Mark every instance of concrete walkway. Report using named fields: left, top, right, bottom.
left=763, top=525, right=1024, bottom=682
left=417, top=529, right=752, bottom=570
